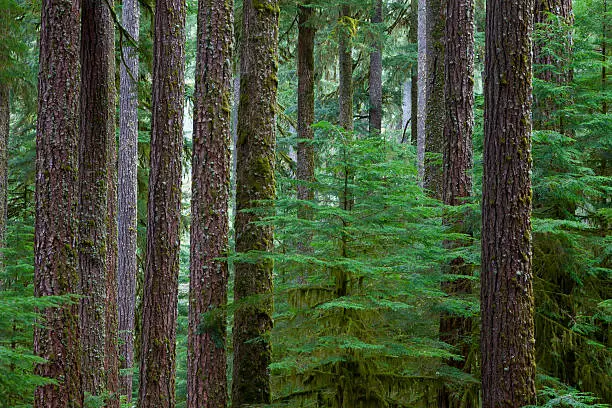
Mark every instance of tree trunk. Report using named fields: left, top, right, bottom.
left=339, top=5, right=354, bottom=133
left=297, top=4, right=315, bottom=258
left=417, top=0, right=427, bottom=182
left=187, top=0, right=233, bottom=406
left=481, top=0, right=537, bottom=406
left=137, top=0, right=186, bottom=405
left=34, top=0, right=83, bottom=406
left=231, top=0, right=278, bottom=405
left=401, top=80, right=410, bottom=143
left=106, top=91, right=120, bottom=408
left=369, top=0, right=383, bottom=134
left=438, top=0, right=475, bottom=406
left=0, top=84, right=7, bottom=269
left=533, top=0, right=573, bottom=130
left=410, top=0, right=418, bottom=146
left=424, top=0, right=445, bottom=199
left=118, top=0, right=139, bottom=399
left=78, top=0, right=114, bottom=396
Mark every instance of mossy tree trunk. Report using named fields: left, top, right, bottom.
left=438, top=0, right=475, bottom=405
left=231, top=0, right=278, bottom=406
left=481, top=0, right=537, bottom=406
left=369, top=0, right=383, bottom=134
left=297, top=3, right=315, bottom=258
left=137, top=0, right=186, bottom=405
left=410, top=0, right=418, bottom=146
left=78, top=0, right=114, bottom=396
left=187, top=0, right=233, bottom=406
left=118, top=0, right=139, bottom=399
left=34, top=0, right=83, bottom=406
left=424, top=0, right=445, bottom=199
left=0, top=84, right=7, bottom=269
left=417, top=0, right=427, bottom=181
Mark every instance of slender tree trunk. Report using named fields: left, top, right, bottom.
left=369, top=0, right=383, bottom=134
left=339, top=5, right=354, bottom=133
left=187, top=0, right=233, bottom=406
left=438, top=0, right=475, bottom=406
left=78, top=0, right=114, bottom=395
left=231, top=0, right=278, bottom=405
left=424, top=0, right=445, bottom=198
left=106, top=87, right=120, bottom=408
left=0, top=84, right=8, bottom=268
left=602, top=0, right=607, bottom=114
left=481, top=0, right=537, bottom=406
left=118, top=0, right=139, bottom=398
left=410, top=0, right=418, bottom=146
left=297, top=4, right=315, bottom=258
left=34, top=0, right=83, bottom=406
left=137, top=0, right=186, bottom=405
left=417, top=0, right=427, bottom=181
left=401, top=80, right=410, bottom=143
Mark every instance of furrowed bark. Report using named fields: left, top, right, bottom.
left=231, top=0, right=279, bottom=405
left=481, top=0, right=537, bottom=406
left=187, top=0, right=233, bottom=406
left=369, top=0, right=383, bottom=134
left=34, top=0, right=83, bottom=405
left=137, top=0, right=186, bottom=405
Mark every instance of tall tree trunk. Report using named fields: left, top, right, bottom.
left=533, top=0, right=573, bottom=130
left=401, top=80, right=410, bottom=143
left=369, top=0, right=383, bottom=134
left=297, top=4, right=315, bottom=258
left=603, top=0, right=608, bottom=114
left=0, top=84, right=7, bottom=269
left=34, top=0, right=83, bottom=406
left=410, top=0, right=418, bottom=146
left=438, top=0, right=475, bottom=406
left=417, top=0, right=427, bottom=181
left=424, top=0, right=445, bottom=198
left=78, top=0, right=114, bottom=395
left=187, top=0, right=233, bottom=406
left=137, top=0, right=186, bottom=405
left=118, top=0, right=139, bottom=399
left=338, top=5, right=353, bottom=133
left=481, top=0, right=536, bottom=406
left=231, top=0, right=278, bottom=405
left=106, top=91, right=120, bottom=408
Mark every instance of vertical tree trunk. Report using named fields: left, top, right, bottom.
left=118, top=0, right=139, bottom=399
left=438, top=0, right=475, bottom=406
left=410, top=0, right=418, bottom=146
left=533, top=0, right=573, bottom=130
left=369, top=0, right=383, bottom=134
left=339, top=5, right=354, bottom=133
left=417, top=0, right=427, bottom=181
left=401, top=80, right=410, bottom=143
left=481, top=0, right=536, bottom=406
left=187, top=0, right=233, bottom=406
left=137, top=0, right=186, bottom=405
left=0, top=84, right=8, bottom=268
left=424, top=0, right=445, bottom=198
left=297, top=4, right=315, bottom=257
left=106, top=88, right=120, bottom=408
left=78, top=0, right=114, bottom=395
left=603, top=0, right=608, bottom=114
left=34, top=0, right=83, bottom=406
left=231, top=0, right=278, bottom=405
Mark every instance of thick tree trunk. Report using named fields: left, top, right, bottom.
left=137, top=0, right=186, bottom=405
left=369, top=0, right=383, bottom=134
left=424, top=0, right=445, bottom=199
left=410, top=0, right=418, bottom=146
left=417, top=0, right=426, bottom=181
left=118, top=0, right=139, bottom=398
left=78, top=0, right=114, bottom=396
left=339, top=5, right=354, bottom=133
left=0, top=84, right=7, bottom=267
left=34, top=0, right=83, bottom=406
left=533, top=0, right=573, bottom=130
left=481, top=0, right=537, bottom=406
left=438, top=0, right=475, bottom=406
left=297, top=4, right=315, bottom=257
left=187, top=0, right=233, bottom=406
left=231, top=0, right=278, bottom=405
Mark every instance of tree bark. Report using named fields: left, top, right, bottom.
left=231, top=0, right=278, bottom=405
left=438, top=0, right=474, bottom=405
left=297, top=4, right=315, bottom=257
left=34, top=0, right=83, bottom=406
left=410, top=0, right=418, bottom=146
left=481, top=0, right=537, bottom=406
left=0, top=84, right=8, bottom=269
left=137, top=0, right=186, bottom=405
left=187, top=0, right=233, bottom=406
left=369, top=0, right=383, bottom=134
left=118, top=0, right=139, bottom=399
left=339, top=5, right=353, bottom=133
left=424, top=0, right=445, bottom=199
left=417, top=0, right=427, bottom=182
left=78, top=0, right=114, bottom=396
